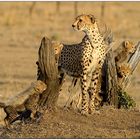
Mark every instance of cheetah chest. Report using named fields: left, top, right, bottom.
left=86, top=49, right=103, bottom=74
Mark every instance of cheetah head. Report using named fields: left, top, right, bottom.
left=123, top=41, right=135, bottom=54
left=32, top=80, right=47, bottom=93
left=52, top=41, right=63, bottom=58
left=72, top=14, right=96, bottom=32
left=117, top=64, right=131, bottom=79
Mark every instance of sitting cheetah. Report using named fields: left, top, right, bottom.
left=59, top=14, right=107, bottom=115
left=0, top=80, right=47, bottom=127
left=114, top=41, right=136, bottom=83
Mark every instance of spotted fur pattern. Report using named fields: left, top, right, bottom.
left=114, top=41, right=135, bottom=63
left=59, top=14, right=106, bottom=115
left=0, top=80, right=47, bottom=126
left=117, top=63, right=131, bottom=83
left=114, top=41, right=136, bottom=84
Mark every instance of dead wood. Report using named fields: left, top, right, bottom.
left=105, top=49, right=119, bottom=107
left=37, top=37, right=64, bottom=110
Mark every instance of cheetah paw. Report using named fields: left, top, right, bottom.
left=80, top=110, right=89, bottom=116
left=89, top=109, right=100, bottom=115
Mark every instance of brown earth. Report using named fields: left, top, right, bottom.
left=0, top=1, right=140, bottom=139
left=0, top=106, right=140, bottom=139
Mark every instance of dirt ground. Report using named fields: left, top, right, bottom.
left=0, top=1, right=140, bottom=138
left=0, top=106, right=140, bottom=139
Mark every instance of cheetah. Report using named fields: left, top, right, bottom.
left=59, top=14, right=107, bottom=115
left=114, top=41, right=136, bottom=83
left=0, top=80, right=47, bottom=127
left=114, top=41, right=135, bottom=63
left=0, top=107, right=7, bottom=127
left=51, top=40, right=64, bottom=63
left=117, top=63, right=132, bottom=84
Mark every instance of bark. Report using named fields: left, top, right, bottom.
left=105, top=49, right=119, bottom=107
left=37, top=37, right=64, bottom=110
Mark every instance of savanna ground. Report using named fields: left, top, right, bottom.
left=0, top=1, right=140, bottom=138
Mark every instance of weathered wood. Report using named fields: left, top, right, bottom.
left=105, top=49, right=119, bottom=107
left=37, top=37, right=64, bottom=110
left=38, top=37, right=58, bottom=81
left=64, top=77, right=81, bottom=110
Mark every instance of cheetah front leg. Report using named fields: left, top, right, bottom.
left=80, top=74, right=89, bottom=116
left=88, top=67, right=102, bottom=114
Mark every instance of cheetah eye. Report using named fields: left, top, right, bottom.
left=79, top=19, right=82, bottom=22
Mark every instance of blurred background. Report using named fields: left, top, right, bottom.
left=0, top=1, right=140, bottom=108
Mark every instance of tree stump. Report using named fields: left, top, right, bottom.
left=37, top=37, right=64, bottom=111
left=105, top=49, right=119, bottom=107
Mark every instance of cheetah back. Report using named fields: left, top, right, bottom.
left=59, top=43, right=84, bottom=77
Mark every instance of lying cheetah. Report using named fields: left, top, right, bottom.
left=0, top=80, right=47, bottom=127
left=114, top=41, right=136, bottom=83
left=59, top=14, right=107, bottom=115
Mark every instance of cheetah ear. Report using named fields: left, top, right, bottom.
left=31, top=82, right=35, bottom=87
left=88, top=14, right=95, bottom=23
left=124, top=41, right=129, bottom=47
